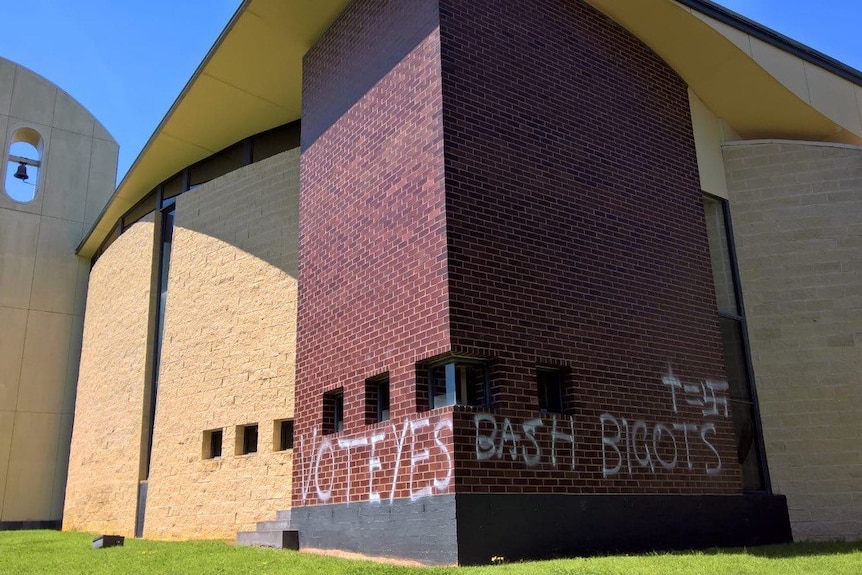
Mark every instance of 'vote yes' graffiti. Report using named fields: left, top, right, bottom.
left=296, top=417, right=453, bottom=505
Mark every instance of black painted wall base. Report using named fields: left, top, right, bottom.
left=455, top=494, right=792, bottom=565
left=0, top=520, right=61, bottom=531
left=289, top=493, right=790, bottom=565
left=290, top=495, right=458, bottom=565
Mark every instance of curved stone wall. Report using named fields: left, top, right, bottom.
left=63, top=218, right=153, bottom=535
left=724, top=140, right=862, bottom=541
left=144, top=149, right=299, bottom=539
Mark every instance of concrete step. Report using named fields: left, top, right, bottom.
left=256, top=519, right=291, bottom=531
left=236, top=529, right=299, bottom=550
left=275, top=509, right=292, bottom=522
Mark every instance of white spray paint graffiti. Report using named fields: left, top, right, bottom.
left=474, top=414, right=576, bottom=469
left=295, top=366, right=730, bottom=504
left=600, top=365, right=729, bottom=478
left=297, top=416, right=453, bottom=505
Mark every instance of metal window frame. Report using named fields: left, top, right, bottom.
left=428, top=357, right=490, bottom=409
left=704, top=191, right=773, bottom=494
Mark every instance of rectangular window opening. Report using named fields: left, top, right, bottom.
left=429, top=359, right=489, bottom=409
left=323, top=390, right=344, bottom=434
left=537, top=367, right=564, bottom=414
left=275, top=419, right=294, bottom=451
left=365, top=374, right=390, bottom=424
left=703, top=194, right=768, bottom=492
left=202, top=429, right=223, bottom=460
left=236, top=424, right=258, bottom=455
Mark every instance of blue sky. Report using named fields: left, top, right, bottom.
left=1, top=1, right=860, bottom=183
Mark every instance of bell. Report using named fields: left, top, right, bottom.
left=13, top=162, right=28, bottom=181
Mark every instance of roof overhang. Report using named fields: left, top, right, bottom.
left=584, top=0, right=862, bottom=143
left=78, top=0, right=862, bottom=259
left=78, top=0, right=351, bottom=258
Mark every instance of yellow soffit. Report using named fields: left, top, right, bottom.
left=81, top=0, right=862, bottom=258
left=78, top=0, right=351, bottom=258
left=584, top=0, right=862, bottom=145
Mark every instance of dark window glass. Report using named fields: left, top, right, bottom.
left=720, top=317, right=753, bottom=403
left=334, top=395, right=344, bottom=432
left=121, top=190, right=157, bottom=231
left=429, top=361, right=488, bottom=409
left=162, top=174, right=184, bottom=200
left=537, top=368, right=563, bottom=413
left=240, top=424, right=258, bottom=455
left=704, top=195, right=767, bottom=492
left=279, top=420, right=294, bottom=451
left=252, top=122, right=300, bottom=162
left=146, top=205, right=175, bottom=477
left=204, top=429, right=222, bottom=459
left=365, top=374, right=390, bottom=424
left=189, top=144, right=244, bottom=189
left=719, top=317, right=764, bottom=491
left=153, top=207, right=175, bottom=384
left=704, top=196, right=739, bottom=316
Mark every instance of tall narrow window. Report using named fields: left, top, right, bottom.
left=703, top=195, right=768, bottom=492
left=237, top=424, right=258, bottom=455
left=154, top=204, right=175, bottom=372
left=429, top=359, right=489, bottom=409
left=145, top=200, right=175, bottom=477
left=276, top=419, right=294, bottom=451
left=4, top=128, right=43, bottom=203
left=203, top=429, right=223, bottom=459
left=377, top=378, right=390, bottom=422
left=365, top=374, right=390, bottom=424
left=537, top=368, right=563, bottom=414
left=323, top=390, right=344, bottom=434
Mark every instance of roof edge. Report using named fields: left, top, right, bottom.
left=722, top=138, right=862, bottom=152
left=680, top=0, right=862, bottom=87
left=77, top=0, right=252, bottom=255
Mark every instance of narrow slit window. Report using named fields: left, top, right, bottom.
left=703, top=195, right=767, bottom=492
left=378, top=378, right=390, bottom=422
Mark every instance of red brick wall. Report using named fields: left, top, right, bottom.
left=440, top=0, right=740, bottom=494
left=295, top=0, right=742, bottom=509
left=294, top=0, right=451, bottom=507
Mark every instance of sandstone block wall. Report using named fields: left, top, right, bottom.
left=723, top=140, right=862, bottom=540
left=144, top=149, right=299, bottom=539
left=62, top=218, right=153, bottom=535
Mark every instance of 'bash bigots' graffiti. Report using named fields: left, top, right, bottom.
left=600, top=366, right=730, bottom=477
left=295, top=366, right=730, bottom=505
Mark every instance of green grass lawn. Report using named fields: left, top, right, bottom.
left=1, top=530, right=861, bottom=575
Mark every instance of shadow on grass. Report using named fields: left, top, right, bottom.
left=739, top=541, right=862, bottom=558
left=663, top=541, right=862, bottom=560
